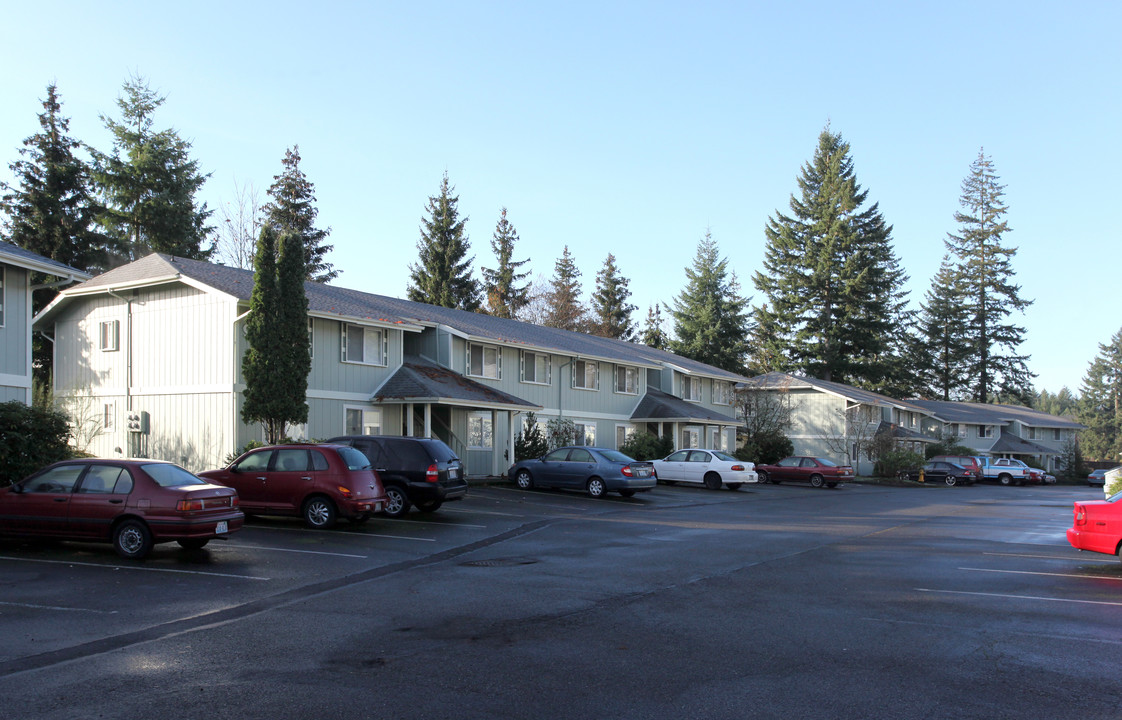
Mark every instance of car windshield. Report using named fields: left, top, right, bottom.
left=712, top=451, right=737, bottom=462
left=143, top=463, right=207, bottom=487
left=597, top=449, right=634, bottom=463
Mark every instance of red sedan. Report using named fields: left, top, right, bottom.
left=1067, top=491, right=1122, bottom=560
left=0, top=459, right=243, bottom=559
left=755, top=456, right=854, bottom=488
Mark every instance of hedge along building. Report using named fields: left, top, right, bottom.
left=34, top=254, right=747, bottom=475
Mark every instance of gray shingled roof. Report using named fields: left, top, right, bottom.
left=630, top=388, right=739, bottom=424
left=990, top=434, right=1059, bottom=455
left=874, top=421, right=935, bottom=442
left=374, top=356, right=539, bottom=410
left=46, top=253, right=749, bottom=381
left=907, top=398, right=1084, bottom=429
left=0, top=240, right=90, bottom=279
left=742, top=372, right=931, bottom=413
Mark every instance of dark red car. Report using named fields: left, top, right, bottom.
left=0, top=459, right=243, bottom=559
left=199, top=444, right=386, bottom=529
left=756, top=456, right=854, bottom=488
left=1067, top=491, right=1122, bottom=561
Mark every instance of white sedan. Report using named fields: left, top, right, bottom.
left=652, top=449, right=758, bottom=490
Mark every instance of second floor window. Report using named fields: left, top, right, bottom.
left=614, top=366, right=638, bottom=394
left=573, top=360, right=598, bottom=390
left=714, top=381, right=732, bottom=406
left=1053, top=428, right=1062, bottom=441
left=468, top=343, right=500, bottom=379
left=342, top=324, right=387, bottom=365
left=99, top=320, right=120, bottom=351
left=682, top=376, right=701, bottom=402
left=521, top=351, right=550, bottom=384
left=979, top=425, right=994, bottom=439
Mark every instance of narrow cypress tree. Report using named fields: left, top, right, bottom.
left=543, top=245, right=586, bottom=331
left=241, top=226, right=309, bottom=443
left=481, top=207, right=530, bottom=318
left=92, top=76, right=213, bottom=261
left=668, top=231, right=751, bottom=374
left=262, top=146, right=337, bottom=282
left=913, top=255, right=971, bottom=400
left=407, top=172, right=480, bottom=310
left=944, top=150, right=1033, bottom=402
left=753, top=126, right=909, bottom=388
left=589, top=253, right=637, bottom=340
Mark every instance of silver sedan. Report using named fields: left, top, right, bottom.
left=652, top=449, right=758, bottom=490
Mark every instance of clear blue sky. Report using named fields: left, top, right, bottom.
left=3, top=1, right=1118, bottom=394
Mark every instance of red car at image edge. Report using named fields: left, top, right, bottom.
left=1067, top=491, right=1122, bottom=561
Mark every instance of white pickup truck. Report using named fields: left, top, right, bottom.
left=979, top=457, right=1032, bottom=485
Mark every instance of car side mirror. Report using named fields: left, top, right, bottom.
left=9, top=483, right=24, bottom=494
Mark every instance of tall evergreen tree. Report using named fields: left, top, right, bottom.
left=1078, top=327, right=1122, bottom=462
left=913, top=255, right=972, bottom=400
left=640, top=304, right=668, bottom=350
left=589, top=253, right=637, bottom=340
left=2, top=83, right=116, bottom=274
left=92, top=76, right=213, bottom=261
left=481, top=207, right=530, bottom=318
left=543, top=245, right=586, bottom=331
left=241, top=226, right=310, bottom=443
left=408, top=172, right=480, bottom=310
left=753, top=126, right=910, bottom=389
left=262, top=146, right=337, bottom=282
left=944, top=149, right=1033, bottom=403
left=668, top=231, right=751, bottom=374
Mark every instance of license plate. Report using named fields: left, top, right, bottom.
left=216, top=521, right=228, bottom=534
left=636, top=468, right=651, bottom=477
left=449, top=468, right=458, bottom=479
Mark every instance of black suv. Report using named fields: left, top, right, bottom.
left=326, top=436, right=467, bottom=518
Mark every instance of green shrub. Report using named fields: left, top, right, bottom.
left=224, top=439, right=266, bottom=466
left=0, top=401, right=73, bottom=486
left=924, top=438, right=976, bottom=460
left=514, top=413, right=549, bottom=461
left=1106, top=472, right=1122, bottom=498
left=736, top=431, right=793, bottom=466
left=546, top=417, right=576, bottom=452
left=620, top=432, right=673, bottom=461
left=876, top=449, right=925, bottom=478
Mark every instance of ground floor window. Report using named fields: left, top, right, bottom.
left=345, top=407, right=382, bottom=435
left=682, top=427, right=699, bottom=449
left=575, top=421, right=596, bottom=446
left=709, top=427, right=722, bottom=451
left=616, top=424, right=635, bottom=449
left=468, top=411, right=494, bottom=448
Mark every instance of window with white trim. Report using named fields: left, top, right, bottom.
left=979, top=425, right=994, bottom=439
left=1053, top=428, right=1061, bottom=441
left=103, top=402, right=115, bottom=430
left=574, top=421, right=596, bottom=446
left=709, top=427, right=722, bottom=451
left=614, top=365, right=638, bottom=395
left=1026, top=427, right=1039, bottom=440
left=99, top=320, right=120, bottom=351
left=615, top=424, right=635, bottom=449
left=342, top=323, right=387, bottom=365
left=682, top=376, right=701, bottom=402
left=345, top=407, right=382, bottom=435
left=713, top=381, right=732, bottom=406
left=468, top=412, right=494, bottom=448
left=307, top=319, right=314, bottom=358
left=521, top=350, right=550, bottom=384
left=572, top=360, right=599, bottom=390
left=468, top=343, right=501, bottom=379
left=682, top=427, right=700, bottom=448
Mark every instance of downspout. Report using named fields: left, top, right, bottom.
left=558, top=357, right=575, bottom=418
left=234, top=309, right=251, bottom=450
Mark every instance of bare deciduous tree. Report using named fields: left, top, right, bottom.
left=214, top=179, right=261, bottom=269
left=822, top=404, right=880, bottom=467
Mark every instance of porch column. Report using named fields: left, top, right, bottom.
left=424, top=404, right=432, bottom=439
left=406, top=404, right=414, bottom=437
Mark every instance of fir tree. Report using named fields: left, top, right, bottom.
left=92, top=76, right=213, bottom=260
left=543, top=245, right=586, bottom=331
left=640, top=304, right=668, bottom=350
left=589, top=253, right=637, bottom=340
left=241, top=226, right=310, bottom=443
left=481, top=207, right=530, bottom=318
left=668, top=231, right=751, bottom=374
left=913, top=255, right=971, bottom=400
left=753, top=126, right=910, bottom=389
left=944, top=149, right=1033, bottom=403
left=262, top=146, right=337, bottom=282
left=1078, top=327, right=1122, bottom=462
left=408, top=172, right=480, bottom=310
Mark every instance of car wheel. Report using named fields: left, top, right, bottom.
left=945, top=475, right=957, bottom=487
left=113, top=520, right=153, bottom=559
left=726, top=483, right=742, bottom=491
left=515, top=469, right=534, bottom=490
left=177, top=538, right=209, bottom=550
left=383, top=486, right=411, bottom=518
left=999, top=474, right=1013, bottom=486
left=809, top=474, right=824, bottom=488
left=757, top=471, right=769, bottom=484
left=415, top=499, right=443, bottom=513
left=587, top=477, right=606, bottom=498
left=302, top=496, right=337, bottom=529
left=703, top=472, right=722, bottom=490
left=619, top=489, right=636, bottom=498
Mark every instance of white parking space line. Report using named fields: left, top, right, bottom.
left=0, top=555, right=269, bottom=581
left=221, top=544, right=368, bottom=558
left=244, top=525, right=436, bottom=542
left=984, top=551, right=1117, bottom=563
left=961, top=567, right=1122, bottom=582
left=917, top=588, right=1122, bottom=607
left=0, top=601, right=117, bottom=614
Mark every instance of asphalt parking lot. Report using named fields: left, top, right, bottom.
left=2, top=480, right=1120, bottom=719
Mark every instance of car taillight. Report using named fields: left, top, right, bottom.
left=426, top=464, right=439, bottom=483
left=1075, top=506, right=1086, bottom=526
left=731, top=465, right=745, bottom=471
left=230, top=496, right=239, bottom=508
left=621, top=465, right=634, bottom=477
left=337, top=485, right=353, bottom=498
left=177, top=499, right=204, bottom=512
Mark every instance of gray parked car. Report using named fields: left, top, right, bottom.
left=507, top=446, right=656, bottom=498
